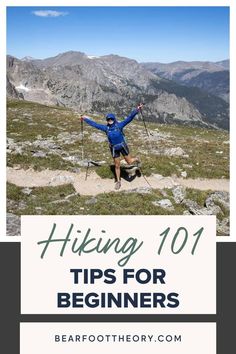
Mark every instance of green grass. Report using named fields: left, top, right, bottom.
left=7, top=182, right=223, bottom=217
left=7, top=181, right=184, bottom=215
left=7, top=181, right=229, bottom=235
left=7, top=182, right=26, bottom=202
left=7, top=152, right=75, bottom=171
left=185, top=188, right=212, bottom=207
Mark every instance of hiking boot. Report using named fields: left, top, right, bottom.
left=115, top=181, right=121, bottom=190
left=133, top=159, right=141, bottom=168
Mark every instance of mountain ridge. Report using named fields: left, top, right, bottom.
left=142, top=59, right=229, bottom=102
left=7, top=51, right=229, bottom=130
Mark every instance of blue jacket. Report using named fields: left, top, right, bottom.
left=84, top=109, right=139, bottom=146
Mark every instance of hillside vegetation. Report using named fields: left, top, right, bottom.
left=7, top=99, right=229, bottom=236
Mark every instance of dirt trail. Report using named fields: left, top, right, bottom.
left=7, top=167, right=229, bottom=196
left=7, top=167, right=229, bottom=195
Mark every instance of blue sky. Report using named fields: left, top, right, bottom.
left=7, top=6, right=229, bottom=63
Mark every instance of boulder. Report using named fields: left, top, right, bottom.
left=181, top=171, right=187, bottom=178
left=183, top=198, right=222, bottom=216
left=22, top=187, right=33, bottom=195
left=152, top=199, right=174, bottom=210
left=85, top=197, right=98, bottom=205
left=217, top=217, right=230, bottom=236
left=172, top=185, right=186, bottom=204
left=205, top=191, right=229, bottom=210
left=6, top=213, right=21, bottom=236
left=164, top=147, right=188, bottom=157
left=32, top=151, right=47, bottom=158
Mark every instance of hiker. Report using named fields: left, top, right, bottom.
left=81, top=104, right=144, bottom=190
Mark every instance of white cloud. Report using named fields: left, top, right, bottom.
left=32, top=10, right=68, bottom=18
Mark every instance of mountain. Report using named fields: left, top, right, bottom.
left=21, top=56, right=36, bottom=61
left=7, top=76, right=24, bottom=99
left=31, top=51, right=88, bottom=68
left=6, top=52, right=229, bottom=130
left=216, top=60, right=229, bottom=70
left=142, top=60, right=229, bottom=102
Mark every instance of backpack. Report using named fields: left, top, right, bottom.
left=106, top=123, right=126, bottom=147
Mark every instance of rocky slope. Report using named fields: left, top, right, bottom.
left=7, top=76, right=24, bottom=99
left=7, top=52, right=229, bottom=129
left=142, top=60, right=229, bottom=102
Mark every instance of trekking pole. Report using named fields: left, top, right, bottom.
left=139, top=166, right=153, bottom=188
left=80, top=116, right=84, bottom=161
left=137, top=103, right=153, bottom=188
left=81, top=116, right=90, bottom=181
left=85, top=161, right=90, bottom=181
left=139, top=103, right=152, bottom=138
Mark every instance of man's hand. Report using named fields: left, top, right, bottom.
left=137, top=103, right=144, bottom=111
left=80, top=115, right=84, bottom=122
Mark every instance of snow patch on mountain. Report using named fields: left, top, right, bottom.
left=87, top=55, right=100, bottom=59
left=16, top=84, right=31, bottom=92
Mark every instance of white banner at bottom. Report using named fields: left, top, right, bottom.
left=20, top=322, right=216, bottom=354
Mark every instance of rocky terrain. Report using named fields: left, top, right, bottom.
left=6, top=99, right=229, bottom=236
left=7, top=51, right=229, bottom=130
left=142, top=60, right=229, bottom=102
